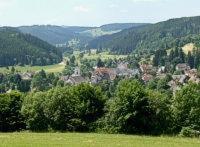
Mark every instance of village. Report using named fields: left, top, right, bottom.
left=56, top=61, right=200, bottom=93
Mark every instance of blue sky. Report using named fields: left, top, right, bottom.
left=0, top=0, right=200, bottom=26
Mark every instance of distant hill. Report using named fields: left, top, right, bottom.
left=18, top=23, right=148, bottom=46
left=80, top=23, right=149, bottom=38
left=87, top=16, right=200, bottom=54
left=0, top=27, right=62, bottom=67
left=100, top=23, right=149, bottom=32
left=19, top=25, right=94, bottom=46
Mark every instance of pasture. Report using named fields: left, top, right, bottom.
left=0, top=63, right=65, bottom=74
left=0, top=133, right=199, bottom=147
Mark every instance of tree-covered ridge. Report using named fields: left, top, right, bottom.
left=88, top=16, right=200, bottom=54
left=19, top=23, right=148, bottom=46
left=19, top=25, right=94, bottom=45
left=0, top=27, right=62, bottom=66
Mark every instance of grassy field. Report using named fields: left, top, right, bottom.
left=83, top=52, right=127, bottom=60
left=0, top=63, right=65, bottom=74
left=182, top=43, right=195, bottom=55
left=0, top=133, right=199, bottom=147
left=73, top=51, right=127, bottom=61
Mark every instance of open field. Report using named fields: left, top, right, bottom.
left=0, top=133, right=199, bottom=147
left=73, top=51, right=127, bottom=60
left=0, top=63, right=65, bottom=74
left=84, top=52, right=127, bottom=60
left=182, top=43, right=195, bottom=55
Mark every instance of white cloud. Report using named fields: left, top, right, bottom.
left=73, top=5, right=90, bottom=12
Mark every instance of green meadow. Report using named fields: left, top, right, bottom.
left=0, top=133, right=199, bottom=147
left=0, top=63, right=65, bottom=74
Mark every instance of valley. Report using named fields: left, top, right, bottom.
left=0, top=14, right=200, bottom=145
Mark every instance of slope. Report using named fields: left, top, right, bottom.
left=0, top=27, right=62, bottom=67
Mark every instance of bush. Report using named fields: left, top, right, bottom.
left=173, top=83, right=200, bottom=133
left=100, top=79, right=156, bottom=134
left=179, top=127, right=200, bottom=137
left=21, top=92, right=48, bottom=131
left=0, top=92, right=25, bottom=132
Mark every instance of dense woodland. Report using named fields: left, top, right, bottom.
left=0, top=27, right=62, bottom=66
left=88, top=16, right=200, bottom=54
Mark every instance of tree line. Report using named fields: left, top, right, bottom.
left=1, top=79, right=200, bottom=137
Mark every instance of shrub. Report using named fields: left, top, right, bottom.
left=179, top=127, right=200, bottom=137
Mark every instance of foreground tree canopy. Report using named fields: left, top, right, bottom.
left=0, top=81, right=200, bottom=137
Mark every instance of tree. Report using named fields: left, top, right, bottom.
left=97, top=58, right=104, bottom=68
left=11, top=66, right=15, bottom=73
left=21, top=92, right=48, bottom=131
left=44, top=87, right=82, bottom=131
left=70, top=55, right=76, bottom=64
left=187, top=51, right=194, bottom=68
left=147, top=90, right=173, bottom=134
left=102, top=80, right=155, bottom=134
left=72, top=84, right=105, bottom=130
left=178, top=48, right=185, bottom=63
left=31, top=70, right=49, bottom=91
left=0, top=92, right=25, bottom=132
left=173, top=83, right=200, bottom=133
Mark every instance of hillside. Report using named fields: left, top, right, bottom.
left=81, top=23, right=149, bottom=37
left=87, top=16, right=200, bottom=54
left=19, top=23, right=148, bottom=46
left=100, top=23, right=149, bottom=31
left=0, top=27, right=62, bottom=66
left=19, top=25, right=94, bottom=45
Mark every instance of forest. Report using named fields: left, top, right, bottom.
left=88, top=16, right=200, bottom=54
left=0, top=27, right=62, bottom=66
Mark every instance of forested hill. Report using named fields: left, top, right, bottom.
left=19, top=25, right=94, bottom=45
left=87, top=16, right=200, bottom=54
left=0, top=27, right=62, bottom=67
left=99, top=23, right=149, bottom=32
left=18, top=23, right=148, bottom=46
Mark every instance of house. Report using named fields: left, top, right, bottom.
left=188, top=76, right=200, bottom=84
left=157, top=66, right=166, bottom=74
left=172, top=75, right=189, bottom=85
left=116, top=62, right=140, bottom=77
left=115, top=68, right=139, bottom=77
left=176, top=63, right=190, bottom=72
left=142, top=74, right=154, bottom=83
left=185, top=69, right=198, bottom=78
left=66, top=76, right=87, bottom=85
left=117, top=62, right=128, bottom=69
left=60, top=76, right=69, bottom=83
left=168, top=80, right=181, bottom=94
left=140, top=64, right=157, bottom=74
left=91, top=68, right=117, bottom=84
left=61, top=67, right=87, bottom=85
left=20, top=72, right=35, bottom=80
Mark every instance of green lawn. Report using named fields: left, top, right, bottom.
left=0, top=63, right=65, bottom=74
left=0, top=133, right=199, bottom=147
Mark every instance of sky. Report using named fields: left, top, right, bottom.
left=0, top=0, right=200, bottom=27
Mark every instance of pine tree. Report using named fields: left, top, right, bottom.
left=187, top=51, right=194, bottom=68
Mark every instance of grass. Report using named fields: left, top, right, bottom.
left=0, top=63, right=65, bottom=74
left=0, top=133, right=199, bottom=147
left=83, top=52, right=127, bottom=60
left=182, top=43, right=195, bottom=55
